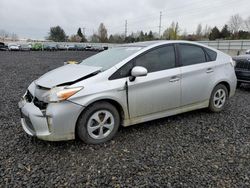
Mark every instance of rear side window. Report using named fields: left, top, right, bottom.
left=135, top=45, right=176, bottom=73
left=204, top=48, right=217, bottom=61
left=179, top=44, right=206, bottom=66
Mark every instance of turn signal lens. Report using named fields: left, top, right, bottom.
left=57, top=87, right=82, bottom=101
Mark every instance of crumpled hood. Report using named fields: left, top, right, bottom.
left=35, top=64, right=102, bottom=88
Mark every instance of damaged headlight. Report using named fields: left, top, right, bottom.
left=42, top=86, right=83, bottom=103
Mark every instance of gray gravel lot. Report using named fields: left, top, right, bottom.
left=0, top=51, right=250, bottom=187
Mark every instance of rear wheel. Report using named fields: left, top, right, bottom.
left=208, top=84, right=228, bottom=112
left=77, top=102, right=120, bottom=144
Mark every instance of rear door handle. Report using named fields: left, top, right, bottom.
left=170, top=76, right=180, bottom=82
left=206, top=68, right=214, bottom=73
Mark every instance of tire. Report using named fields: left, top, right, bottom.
left=76, top=102, right=120, bottom=144
left=208, top=84, right=229, bottom=113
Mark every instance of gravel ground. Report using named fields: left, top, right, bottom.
left=0, top=51, right=250, bottom=187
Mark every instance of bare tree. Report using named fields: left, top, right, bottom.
left=203, top=25, right=211, bottom=39
left=11, top=33, right=18, bottom=41
left=0, top=30, right=9, bottom=42
left=245, top=16, right=250, bottom=31
left=228, top=14, right=243, bottom=33
left=98, top=23, right=108, bottom=43
left=196, top=24, right=202, bottom=38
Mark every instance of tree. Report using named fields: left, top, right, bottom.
left=163, top=22, right=180, bottom=40
left=77, top=28, right=87, bottom=42
left=11, top=33, right=18, bottom=41
left=47, top=26, right=67, bottom=42
left=209, top=27, right=220, bottom=40
left=245, top=16, right=250, bottom=31
left=98, top=23, right=108, bottom=43
left=196, top=24, right=203, bottom=39
left=228, top=14, right=243, bottom=34
left=220, top=25, right=231, bottom=39
left=203, top=25, right=212, bottom=39
left=69, top=34, right=82, bottom=42
left=0, top=30, right=9, bottom=42
left=148, top=31, right=154, bottom=40
left=90, top=34, right=99, bottom=43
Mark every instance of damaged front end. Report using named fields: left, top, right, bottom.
left=18, top=64, right=103, bottom=141
left=19, top=82, right=84, bottom=141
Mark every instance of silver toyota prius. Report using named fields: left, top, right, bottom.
left=18, top=41, right=237, bottom=144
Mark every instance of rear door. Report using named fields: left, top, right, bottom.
left=177, top=44, right=217, bottom=106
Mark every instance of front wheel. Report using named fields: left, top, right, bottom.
left=76, top=102, right=120, bottom=144
left=208, top=84, right=228, bottom=113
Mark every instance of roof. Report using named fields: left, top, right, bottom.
left=119, top=40, right=205, bottom=48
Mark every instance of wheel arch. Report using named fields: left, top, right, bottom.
left=75, top=98, right=126, bottom=137
left=215, top=81, right=231, bottom=96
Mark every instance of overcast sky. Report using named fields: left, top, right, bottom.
left=0, top=0, right=249, bottom=39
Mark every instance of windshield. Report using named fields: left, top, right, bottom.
left=80, top=47, right=142, bottom=71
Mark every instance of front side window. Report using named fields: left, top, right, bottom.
left=109, top=45, right=176, bottom=80
left=179, top=44, right=206, bottom=66
left=134, top=45, right=176, bottom=73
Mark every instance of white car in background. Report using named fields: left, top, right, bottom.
left=8, top=43, right=20, bottom=51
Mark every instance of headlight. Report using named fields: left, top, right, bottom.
left=43, top=86, right=83, bottom=103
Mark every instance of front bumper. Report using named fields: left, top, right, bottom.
left=18, top=96, right=83, bottom=141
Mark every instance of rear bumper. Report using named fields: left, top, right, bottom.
left=19, top=98, right=83, bottom=141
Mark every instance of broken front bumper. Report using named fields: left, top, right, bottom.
left=18, top=96, right=83, bottom=141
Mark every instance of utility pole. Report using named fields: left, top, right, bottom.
left=159, top=11, right=162, bottom=38
left=125, top=20, right=128, bottom=38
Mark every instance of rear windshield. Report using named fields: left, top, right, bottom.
left=80, top=47, right=142, bottom=71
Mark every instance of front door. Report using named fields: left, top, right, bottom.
left=127, top=45, right=181, bottom=118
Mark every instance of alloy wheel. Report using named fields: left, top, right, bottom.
left=87, top=110, right=115, bottom=140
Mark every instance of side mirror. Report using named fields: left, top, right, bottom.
left=130, top=66, right=148, bottom=81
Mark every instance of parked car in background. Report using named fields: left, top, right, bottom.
left=57, top=44, right=67, bottom=51
left=75, top=44, right=86, bottom=51
left=19, top=41, right=237, bottom=144
left=20, top=44, right=31, bottom=51
left=43, top=43, right=58, bottom=51
left=233, top=54, right=250, bottom=86
left=31, top=43, right=43, bottom=51
left=246, top=49, right=250, bottom=54
left=92, top=45, right=105, bottom=52
left=8, top=43, right=20, bottom=51
left=0, top=42, right=8, bottom=51
left=85, top=45, right=93, bottom=51
left=66, top=44, right=77, bottom=51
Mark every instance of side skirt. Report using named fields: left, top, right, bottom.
left=123, top=100, right=209, bottom=127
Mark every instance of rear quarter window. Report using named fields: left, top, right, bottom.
left=204, top=48, right=217, bottom=61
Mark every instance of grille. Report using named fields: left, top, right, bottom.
left=235, top=59, right=250, bottom=70
left=34, top=97, right=48, bottom=110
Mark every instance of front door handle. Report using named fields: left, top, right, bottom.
left=170, top=76, right=180, bottom=82
left=206, top=68, right=214, bottom=73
